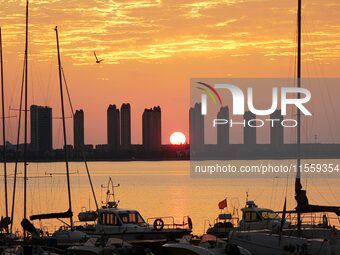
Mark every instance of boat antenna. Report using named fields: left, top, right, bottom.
left=101, top=177, right=119, bottom=207
left=295, top=0, right=302, bottom=233
left=22, top=0, right=29, bottom=237
left=0, top=27, right=9, bottom=233
left=55, top=26, right=73, bottom=228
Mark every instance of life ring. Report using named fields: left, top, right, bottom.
left=153, top=218, right=164, bottom=231
left=188, top=217, right=193, bottom=229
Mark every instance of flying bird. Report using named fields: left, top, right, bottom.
left=94, top=51, right=104, bottom=63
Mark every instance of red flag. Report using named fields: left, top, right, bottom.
left=218, top=199, right=227, bottom=209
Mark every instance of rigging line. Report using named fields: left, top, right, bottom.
left=304, top=17, right=340, bottom=141
left=306, top=15, right=340, bottom=132
left=61, top=67, right=99, bottom=210
left=10, top=54, right=26, bottom=234
left=284, top=166, right=290, bottom=203
left=308, top=178, right=333, bottom=206
left=269, top=177, right=275, bottom=209
left=0, top=27, right=9, bottom=227
left=61, top=68, right=74, bottom=115
left=45, top=58, right=54, bottom=107
left=302, top=22, right=310, bottom=143
left=8, top=51, right=20, bottom=110
left=28, top=32, right=35, bottom=106
left=36, top=163, right=42, bottom=215
left=301, top=21, right=320, bottom=142
left=288, top=24, right=298, bottom=145
left=325, top=179, right=340, bottom=206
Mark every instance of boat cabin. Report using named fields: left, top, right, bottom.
left=98, top=207, right=146, bottom=227
left=239, top=201, right=283, bottom=231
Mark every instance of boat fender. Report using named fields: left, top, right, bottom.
left=322, top=214, right=328, bottom=227
left=188, top=216, right=193, bottom=229
left=153, top=218, right=164, bottom=231
left=225, top=243, right=241, bottom=255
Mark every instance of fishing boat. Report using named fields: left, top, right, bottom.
left=207, top=199, right=290, bottom=237
left=73, top=177, right=193, bottom=241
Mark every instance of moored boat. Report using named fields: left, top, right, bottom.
left=73, top=177, right=193, bottom=241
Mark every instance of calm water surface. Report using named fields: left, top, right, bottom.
left=0, top=160, right=339, bottom=234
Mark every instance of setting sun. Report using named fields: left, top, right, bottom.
left=170, top=132, right=186, bottom=145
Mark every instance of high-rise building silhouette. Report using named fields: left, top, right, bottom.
left=270, top=109, right=284, bottom=146
left=74, top=109, right=84, bottom=150
left=189, top=103, right=204, bottom=150
left=120, top=103, right=131, bottom=149
left=217, top=106, right=229, bottom=147
left=107, top=104, right=120, bottom=150
left=142, top=106, right=161, bottom=150
left=244, top=111, right=256, bottom=146
left=30, top=105, right=53, bottom=152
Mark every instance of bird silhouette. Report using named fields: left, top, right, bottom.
left=94, top=51, right=104, bottom=63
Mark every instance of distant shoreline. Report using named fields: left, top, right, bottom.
left=1, top=155, right=340, bottom=163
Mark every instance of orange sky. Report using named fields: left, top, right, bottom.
left=0, top=0, right=340, bottom=147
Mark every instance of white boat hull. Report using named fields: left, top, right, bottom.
left=230, top=230, right=332, bottom=255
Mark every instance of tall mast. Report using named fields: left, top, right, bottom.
left=23, top=0, right=29, bottom=235
left=0, top=27, right=9, bottom=228
left=55, top=26, right=73, bottom=228
left=10, top=28, right=26, bottom=234
left=295, top=0, right=302, bottom=232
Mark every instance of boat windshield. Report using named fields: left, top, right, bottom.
left=118, top=211, right=145, bottom=224
left=261, top=211, right=280, bottom=220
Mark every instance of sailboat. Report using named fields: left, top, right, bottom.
left=23, top=26, right=88, bottom=246
left=275, top=0, right=340, bottom=252
left=229, top=0, right=340, bottom=254
left=11, top=2, right=85, bottom=245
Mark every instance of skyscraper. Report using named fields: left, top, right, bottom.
left=189, top=103, right=204, bottom=150
left=74, top=109, right=84, bottom=150
left=142, top=106, right=161, bottom=150
left=30, top=105, right=53, bottom=152
left=120, top=103, right=131, bottom=149
left=107, top=104, right=120, bottom=150
left=217, top=106, right=229, bottom=147
left=244, top=111, right=256, bottom=146
left=270, top=109, right=284, bottom=146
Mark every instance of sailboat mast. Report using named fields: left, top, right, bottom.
left=0, top=27, right=9, bottom=226
left=23, top=0, right=29, bottom=233
left=296, top=0, right=302, bottom=231
left=55, top=26, right=73, bottom=228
